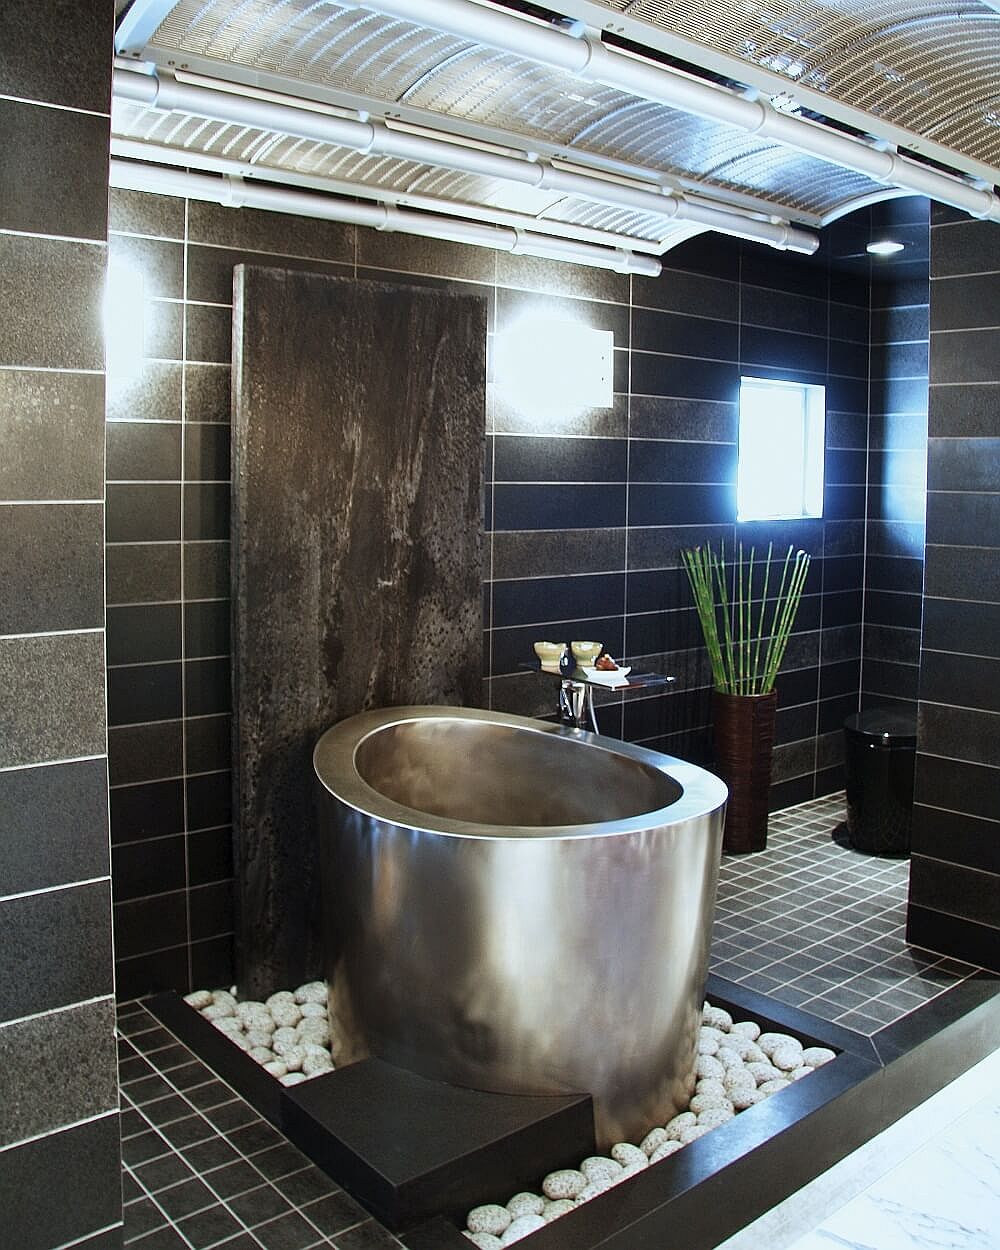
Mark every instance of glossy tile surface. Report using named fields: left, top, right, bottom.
left=711, top=793, right=980, bottom=1033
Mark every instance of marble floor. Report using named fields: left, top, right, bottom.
left=717, top=1046, right=1000, bottom=1250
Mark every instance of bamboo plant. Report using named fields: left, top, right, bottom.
left=681, top=541, right=811, bottom=696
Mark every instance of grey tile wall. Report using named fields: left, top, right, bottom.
left=105, top=191, right=878, bottom=996
left=864, top=198, right=930, bottom=718
left=908, top=206, right=1000, bottom=972
left=0, top=3, right=120, bottom=1247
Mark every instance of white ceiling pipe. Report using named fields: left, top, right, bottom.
left=110, top=135, right=664, bottom=255
left=108, top=157, right=663, bottom=274
left=361, top=0, right=1000, bottom=222
left=112, top=66, right=818, bottom=253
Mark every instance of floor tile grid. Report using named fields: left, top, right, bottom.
left=117, top=1002, right=403, bottom=1250
left=709, top=794, right=979, bottom=1032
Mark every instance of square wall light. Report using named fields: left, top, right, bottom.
left=496, top=318, right=613, bottom=417
left=737, top=376, right=825, bottom=522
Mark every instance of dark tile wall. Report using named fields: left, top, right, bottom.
left=908, top=206, right=1000, bottom=972
left=106, top=190, right=873, bottom=996
left=864, top=199, right=930, bottom=717
left=0, top=3, right=121, bottom=1247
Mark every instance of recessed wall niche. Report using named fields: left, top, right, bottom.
left=232, top=266, right=487, bottom=996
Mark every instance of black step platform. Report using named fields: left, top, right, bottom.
left=282, top=1059, right=593, bottom=1230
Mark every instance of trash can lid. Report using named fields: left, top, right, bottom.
left=844, top=708, right=917, bottom=746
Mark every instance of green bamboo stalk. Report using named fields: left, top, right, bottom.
left=763, top=549, right=811, bottom=690
left=715, top=539, right=736, bottom=693
left=682, top=546, right=727, bottom=689
left=760, top=544, right=795, bottom=690
left=752, top=542, right=773, bottom=695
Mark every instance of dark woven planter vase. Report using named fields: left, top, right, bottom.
left=712, top=690, right=778, bottom=854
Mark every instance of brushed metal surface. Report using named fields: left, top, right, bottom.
left=315, top=706, right=727, bottom=1148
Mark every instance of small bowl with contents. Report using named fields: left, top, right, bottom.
left=533, top=640, right=568, bottom=670
left=571, top=640, right=603, bottom=667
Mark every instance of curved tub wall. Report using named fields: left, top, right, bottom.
left=314, top=706, right=727, bottom=1148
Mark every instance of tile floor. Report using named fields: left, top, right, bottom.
left=119, top=792, right=988, bottom=1249
left=711, top=793, right=980, bottom=1032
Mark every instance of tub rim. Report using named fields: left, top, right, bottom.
left=313, top=704, right=727, bottom=841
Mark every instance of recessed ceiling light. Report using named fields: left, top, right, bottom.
left=866, top=240, right=905, bottom=256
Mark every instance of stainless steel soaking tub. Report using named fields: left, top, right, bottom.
left=314, top=706, right=727, bottom=1147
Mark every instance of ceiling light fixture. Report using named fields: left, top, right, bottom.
left=866, top=240, right=905, bottom=256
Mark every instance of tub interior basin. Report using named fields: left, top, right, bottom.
left=353, top=717, right=682, bottom=829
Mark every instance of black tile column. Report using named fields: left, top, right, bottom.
left=908, top=206, right=1000, bottom=971
left=0, top=3, right=120, bottom=1247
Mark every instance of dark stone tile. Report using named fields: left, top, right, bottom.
left=631, top=352, right=739, bottom=401
left=186, top=715, right=232, bottom=774
left=109, top=723, right=184, bottom=787
left=133, top=1152, right=195, bottom=1195
left=107, top=661, right=183, bottom=726
left=189, top=201, right=355, bottom=262
left=226, top=1183, right=293, bottom=1227
left=0, top=882, right=113, bottom=1023
left=0, top=0, right=112, bottom=112
left=185, top=424, right=232, bottom=483
left=106, top=422, right=182, bottom=482
left=0, top=235, right=104, bottom=369
left=0, top=98, right=108, bottom=239
left=919, top=703, right=1000, bottom=766
left=186, top=773, right=232, bottom=833
left=106, top=483, right=181, bottom=543
left=930, top=219, right=1000, bottom=279
left=493, top=572, right=623, bottom=629
left=912, top=804, right=999, bottom=875
left=109, top=188, right=185, bottom=240
left=0, top=632, right=105, bottom=768
left=155, top=1178, right=219, bottom=1221
left=931, top=327, right=1000, bottom=385
left=252, top=1210, right=326, bottom=1250
left=493, top=434, right=626, bottom=483
left=186, top=304, right=233, bottom=364
left=632, top=307, right=738, bottom=360
left=190, top=880, right=235, bottom=941
left=185, top=657, right=231, bottom=716
left=492, top=482, right=625, bottom=530
left=190, top=934, right=235, bottom=992
left=333, top=1219, right=401, bottom=1249
left=495, top=287, right=630, bottom=343
left=929, top=381, right=1000, bottom=438
left=489, top=386, right=627, bottom=437
left=185, top=542, right=231, bottom=599
left=124, top=1196, right=167, bottom=1240
left=0, top=999, right=116, bottom=1147
left=106, top=543, right=182, bottom=605
left=628, top=395, right=737, bottom=442
left=113, top=836, right=186, bottom=902
left=107, top=361, right=183, bottom=424
left=202, top=1159, right=264, bottom=1199
left=184, top=364, right=231, bottom=424
left=180, top=1136, right=241, bottom=1174
left=0, top=758, right=109, bottom=896
left=924, top=544, right=1000, bottom=603
left=298, top=1191, right=369, bottom=1237
left=271, top=1165, right=340, bottom=1207
left=114, top=892, right=187, bottom=963
left=175, top=1203, right=243, bottom=1249
left=107, top=604, right=182, bottom=665
left=249, top=1144, right=312, bottom=1183
left=920, top=650, right=1000, bottom=713
left=184, top=483, right=230, bottom=540
left=186, top=243, right=351, bottom=304
left=110, top=234, right=185, bottom=301
left=0, top=1113, right=120, bottom=1249
left=0, top=369, right=104, bottom=501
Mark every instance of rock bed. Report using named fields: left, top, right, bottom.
left=463, top=1001, right=836, bottom=1247
left=183, top=982, right=338, bottom=1087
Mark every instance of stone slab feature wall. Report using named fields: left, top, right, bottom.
left=232, top=267, right=486, bottom=997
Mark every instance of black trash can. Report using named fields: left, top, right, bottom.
left=843, top=709, right=917, bottom=855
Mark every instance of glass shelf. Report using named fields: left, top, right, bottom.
left=519, top=660, right=675, bottom=692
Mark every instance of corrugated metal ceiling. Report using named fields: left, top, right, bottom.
left=112, top=0, right=1000, bottom=264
